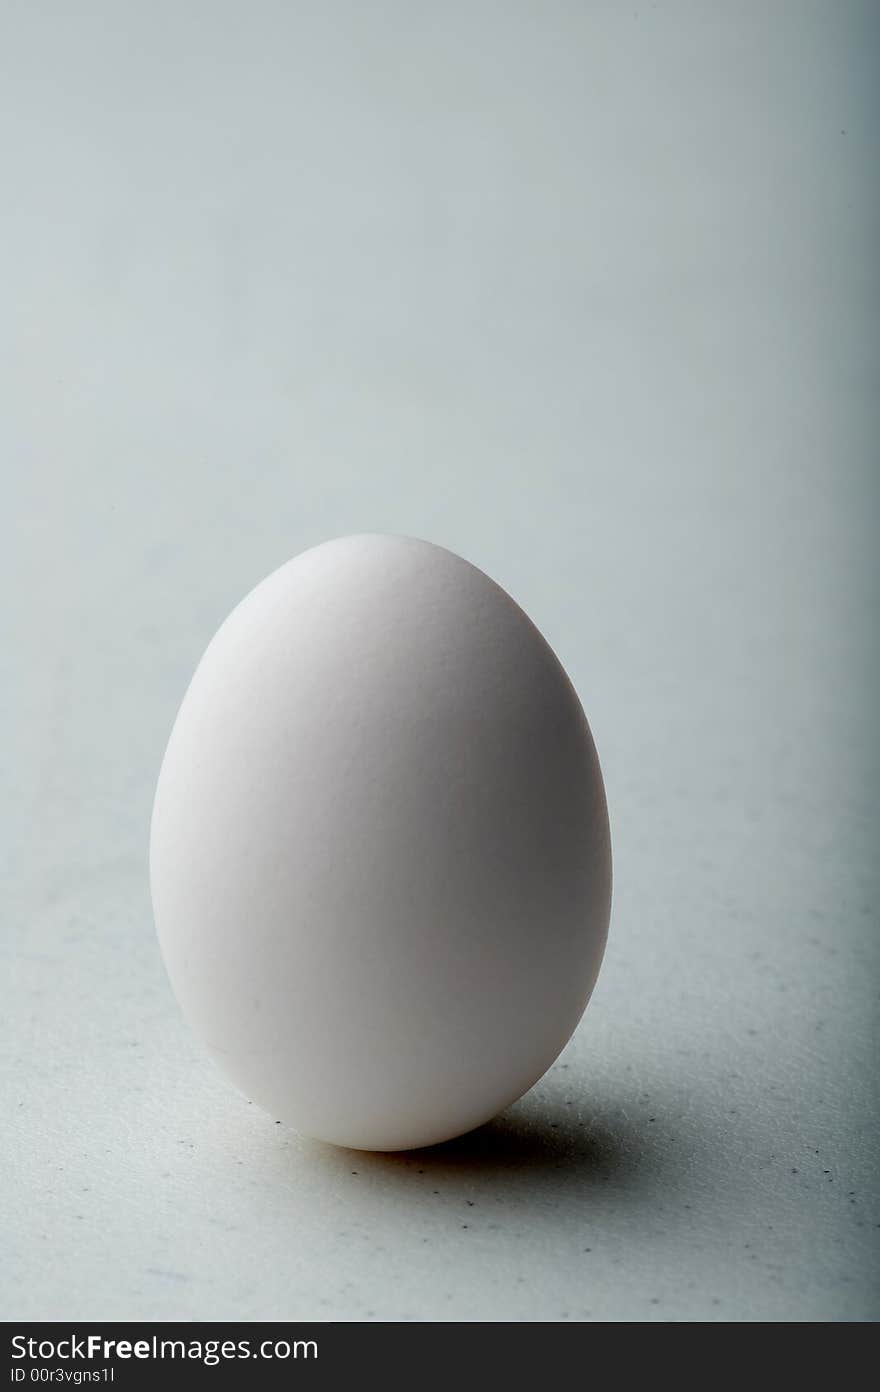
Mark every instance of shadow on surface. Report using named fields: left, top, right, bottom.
left=302, top=1078, right=673, bottom=1201
left=383, top=1106, right=630, bottom=1176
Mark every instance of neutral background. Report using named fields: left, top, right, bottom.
left=3, top=0, right=878, bottom=1321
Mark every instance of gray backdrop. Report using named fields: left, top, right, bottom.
left=3, top=0, right=878, bottom=1320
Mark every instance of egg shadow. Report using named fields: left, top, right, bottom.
left=301, top=1075, right=676, bottom=1205
left=382, top=1107, right=628, bottom=1176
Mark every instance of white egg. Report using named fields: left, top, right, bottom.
left=150, top=535, right=611, bottom=1151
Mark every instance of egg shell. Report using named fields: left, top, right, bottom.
left=150, top=534, right=611, bottom=1151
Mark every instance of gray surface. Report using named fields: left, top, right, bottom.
left=3, top=0, right=878, bottom=1322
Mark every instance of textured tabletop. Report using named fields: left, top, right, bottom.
left=3, top=0, right=878, bottom=1322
